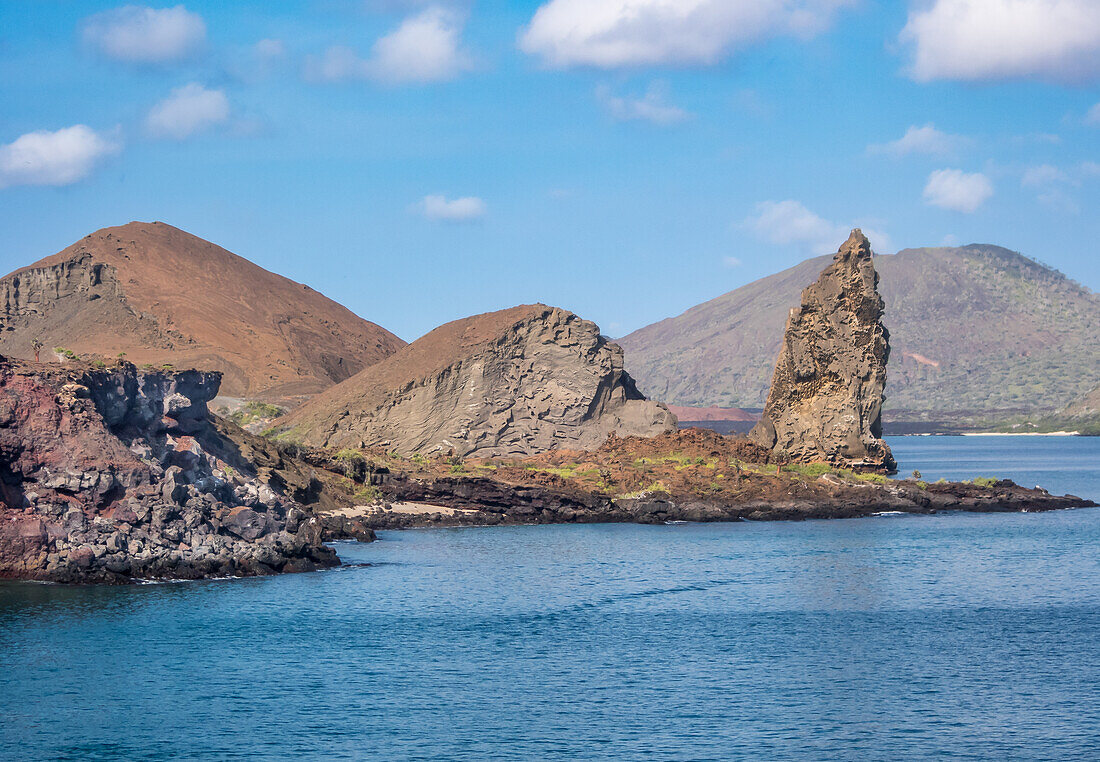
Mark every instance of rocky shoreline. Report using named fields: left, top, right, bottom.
left=249, top=428, right=1096, bottom=536
left=0, top=359, right=337, bottom=583
left=319, top=471, right=1096, bottom=533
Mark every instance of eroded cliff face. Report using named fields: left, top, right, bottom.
left=750, top=230, right=896, bottom=472
left=280, top=305, right=676, bottom=457
left=0, top=359, right=337, bottom=582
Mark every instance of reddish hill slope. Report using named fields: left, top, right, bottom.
left=276, top=304, right=675, bottom=456
left=0, top=222, right=405, bottom=398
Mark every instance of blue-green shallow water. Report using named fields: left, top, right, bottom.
left=1, top=436, right=1098, bottom=761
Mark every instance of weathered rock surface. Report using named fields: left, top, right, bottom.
left=750, top=230, right=896, bottom=472
left=0, top=221, right=404, bottom=398
left=277, top=305, right=676, bottom=457
left=0, top=359, right=337, bottom=583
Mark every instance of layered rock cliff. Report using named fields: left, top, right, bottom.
left=0, top=222, right=405, bottom=398
left=0, top=359, right=337, bottom=582
left=276, top=305, right=676, bottom=457
left=750, top=230, right=896, bottom=472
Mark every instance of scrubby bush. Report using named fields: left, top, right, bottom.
left=334, top=449, right=367, bottom=481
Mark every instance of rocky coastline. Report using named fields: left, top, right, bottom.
left=0, top=359, right=337, bottom=583
left=258, top=429, right=1097, bottom=535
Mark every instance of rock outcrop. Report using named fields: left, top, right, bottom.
left=0, top=221, right=405, bottom=398
left=276, top=305, right=676, bottom=457
left=0, top=359, right=338, bottom=582
left=750, top=230, right=896, bottom=472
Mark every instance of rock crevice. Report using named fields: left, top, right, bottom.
left=750, top=230, right=896, bottom=472
left=0, top=359, right=337, bottom=582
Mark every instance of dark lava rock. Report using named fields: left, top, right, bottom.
left=0, top=359, right=337, bottom=583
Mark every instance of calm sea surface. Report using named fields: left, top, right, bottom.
left=2, top=436, right=1099, bottom=761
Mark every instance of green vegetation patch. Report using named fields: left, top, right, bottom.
left=229, top=401, right=286, bottom=428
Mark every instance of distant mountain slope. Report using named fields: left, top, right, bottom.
left=1066, top=385, right=1100, bottom=418
left=0, top=222, right=405, bottom=398
left=620, top=245, right=1100, bottom=420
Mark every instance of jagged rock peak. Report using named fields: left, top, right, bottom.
left=276, top=304, right=677, bottom=457
left=749, top=229, right=896, bottom=472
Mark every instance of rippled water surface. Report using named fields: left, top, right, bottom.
left=2, top=436, right=1099, bottom=761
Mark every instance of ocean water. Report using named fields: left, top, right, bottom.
left=2, top=436, right=1099, bottom=761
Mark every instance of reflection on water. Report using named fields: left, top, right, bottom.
left=1, top=436, right=1098, bottom=761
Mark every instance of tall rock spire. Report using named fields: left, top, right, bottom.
left=750, top=229, right=896, bottom=472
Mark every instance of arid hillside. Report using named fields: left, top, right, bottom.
left=276, top=304, right=675, bottom=456
left=620, top=244, right=1100, bottom=422
left=0, top=222, right=405, bottom=398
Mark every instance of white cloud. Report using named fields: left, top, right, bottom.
left=722, top=256, right=743, bottom=268
left=1087, top=103, right=1100, bottom=125
left=81, top=5, right=206, bottom=64
left=743, top=200, right=892, bottom=255
left=1081, top=160, right=1100, bottom=176
left=900, top=0, right=1100, bottom=82
left=923, top=169, right=993, bottom=213
left=1021, top=164, right=1070, bottom=187
left=596, top=81, right=691, bottom=125
left=420, top=194, right=486, bottom=221
left=255, top=38, right=287, bottom=60
left=868, top=124, right=969, bottom=157
left=0, top=126, right=119, bottom=189
left=519, top=0, right=857, bottom=68
left=310, top=6, right=473, bottom=84
left=145, top=83, right=230, bottom=140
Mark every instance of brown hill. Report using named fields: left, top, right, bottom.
left=621, top=244, right=1100, bottom=422
left=0, top=222, right=404, bottom=398
left=276, top=304, right=676, bottom=456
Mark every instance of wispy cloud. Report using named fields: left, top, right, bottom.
left=419, top=194, right=486, bottom=221
left=81, top=5, right=206, bottom=64
left=596, top=81, right=691, bottom=125
left=0, top=126, right=120, bottom=189
left=145, top=83, right=230, bottom=140
left=743, top=200, right=892, bottom=255
left=868, top=124, right=970, bottom=157
left=520, top=0, right=857, bottom=68
left=308, top=6, right=473, bottom=84
left=923, top=169, right=993, bottom=213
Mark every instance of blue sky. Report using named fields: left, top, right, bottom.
left=1, top=0, right=1098, bottom=341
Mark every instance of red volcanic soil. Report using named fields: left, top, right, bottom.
left=0, top=222, right=405, bottom=398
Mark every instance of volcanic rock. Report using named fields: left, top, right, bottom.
left=0, top=358, right=338, bottom=583
left=276, top=304, right=676, bottom=457
left=749, top=230, right=896, bottom=472
left=621, top=242, right=1100, bottom=425
left=0, top=222, right=404, bottom=398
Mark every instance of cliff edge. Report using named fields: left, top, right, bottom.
left=0, top=358, right=337, bottom=582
